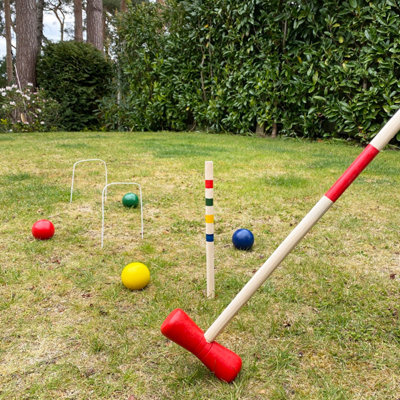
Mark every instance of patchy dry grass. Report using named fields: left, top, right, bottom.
left=0, top=131, right=399, bottom=399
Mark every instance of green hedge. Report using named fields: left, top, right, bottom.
left=37, top=41, right=112, bottom=131
left=104, top=0, right=400, bottom=143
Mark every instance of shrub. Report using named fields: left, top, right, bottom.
left=100, top=3, right=171, bottom=132
left=106, top=0, right=400, bottom=144
left=0, top=84, right=61, bottom=133
left=0, top=57, right=8, bottom=88
left=37, top=41, right=113, bottom=131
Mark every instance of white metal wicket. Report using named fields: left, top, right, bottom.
left=101, top=182, right=144, bottom=248
left=70, top=159, right=108, bottom=203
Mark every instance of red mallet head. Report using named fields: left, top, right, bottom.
left=32, top=219, right=55, bottom=240
left=161, top=309, right=242, bottom=382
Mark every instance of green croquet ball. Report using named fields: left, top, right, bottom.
left=122, top=192, right=139, bottom=208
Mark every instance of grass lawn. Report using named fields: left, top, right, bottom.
left=0, top=131, right=399, bottom=400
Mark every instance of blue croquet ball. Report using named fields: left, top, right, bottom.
left=232, top=228, right=254, bottom=250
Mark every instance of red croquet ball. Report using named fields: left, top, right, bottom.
left=32, top=219, right=55, bottom=240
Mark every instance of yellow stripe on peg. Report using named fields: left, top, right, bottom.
left=205, top=214, right=214, bottom=224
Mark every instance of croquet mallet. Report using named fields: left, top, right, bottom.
left=161, top=108, right=400, bottom=382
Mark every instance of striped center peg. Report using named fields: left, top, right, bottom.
left=205, top=161, right=214, bottom=298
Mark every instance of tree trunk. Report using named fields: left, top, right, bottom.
left=54, top=9, right=65, bottom=41
left=37, top=0, right=44, bottom=54
left=87, top=0, right=104, bottom=52
left=4, top=0, right=13, bottom=84
left=121, top=0, right=127, bottom=12
left=74, top=0, right=83, bottom=42
left=15, top=0, right=38, bottom=88
left=255, top=122, right=265, bottom=137
left=271, top=122, right=278, bottom=138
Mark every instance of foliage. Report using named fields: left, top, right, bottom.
left=0, top=84, right=61, bottom=132
left=104, top=0, right=400, bottom=143
left=37, top=41, right=113, bottom=131
left=100, top=2, right=170, bottom=131
left=0, top=57, right=7, bottom=88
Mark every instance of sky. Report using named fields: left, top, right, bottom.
left=0, top=8, right=77, bottom=59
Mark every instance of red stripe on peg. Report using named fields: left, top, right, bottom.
left=205, top=180, right=214, bottom=188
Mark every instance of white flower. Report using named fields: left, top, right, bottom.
left=10, top=101, right=16, bottom=106
left=40, top=121, right=44, bottom=125
left=23, top=94, right=30, bottom=100
left=5, top=86, right=11, bottom=91
left=27, top=83, right=33, bottom=87
left=0, top=88, right=5, bottom=92
left=1, top=92, right=6, bottom=97
left=11, top=84, right=18, bottom=89
left=37, top=108, right=42, bottom=113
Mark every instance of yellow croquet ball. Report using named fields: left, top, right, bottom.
left=121, top=262, right=150, bottom=290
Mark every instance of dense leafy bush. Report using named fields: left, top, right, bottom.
left=0, top=57, right=7, bottom=88
left=37, top=41, right=112, bottom=131
left=104, top=0, right=400, bottom=143
left=101, top=4, right=171, bottom=131
left=0, top=84, right=61, bottom=132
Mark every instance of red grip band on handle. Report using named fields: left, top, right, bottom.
left=325, top=144, right=379, bottom=202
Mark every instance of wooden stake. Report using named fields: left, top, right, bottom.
left=205, top=161, right=215, bottom=298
